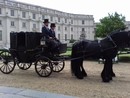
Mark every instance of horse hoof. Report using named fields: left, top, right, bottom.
left=109, top=77, right=113, bottom=81
left=111, top=73, right=116, bottom=77
left=82, top=73, right=87, bottom=77
left=76, top=75, right=84, bottom=79
left=102, top=77, right=110, bottom=82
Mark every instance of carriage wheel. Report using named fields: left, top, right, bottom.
left=17, top=63, right=32, bottom=70
left=52, top=60, right=65, bottom=72
left=35, top=56, right=53, bottom=77
left=0, top=51, right=16, bottom=74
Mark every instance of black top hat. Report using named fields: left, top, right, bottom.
left=43, top=19, right=49, bottom=23
left=50, top=23, right=56, bottom=27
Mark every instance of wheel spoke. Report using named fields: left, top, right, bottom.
left=52, top=61, right=64, bottom=72
left=35, top=57, right=52, bottom=77
left=0, top=51, right=15, bottom=74
left=1, top=64, right=6, bottom=71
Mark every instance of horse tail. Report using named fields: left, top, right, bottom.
left=71, top=43, right=77, bottom=75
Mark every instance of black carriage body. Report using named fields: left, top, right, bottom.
left=0, top=31, right=67, bottom=75
left=10, top=32, right=42, bottom=63
left=10, top=31, right=67, bottom=63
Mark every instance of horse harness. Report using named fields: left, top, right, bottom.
left=98, top=35, right=117, bottom=53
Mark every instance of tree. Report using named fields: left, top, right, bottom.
left=95, top=12, right=126, bottom=37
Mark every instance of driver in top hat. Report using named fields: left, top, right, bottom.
left=42, top=19, right=61, bottom=53
left=42, top=19, right=52, bottom=39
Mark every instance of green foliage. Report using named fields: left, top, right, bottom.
left=67, top=47, right=72, bottom=51
left=95, top=12, right=126, bottom=37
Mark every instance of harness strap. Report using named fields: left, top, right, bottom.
left=107, top=35, right=117, bottom=48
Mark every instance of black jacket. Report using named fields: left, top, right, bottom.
left=49, top=29, right=56, bottom=38
left=42, top=26, right=51, bottom=39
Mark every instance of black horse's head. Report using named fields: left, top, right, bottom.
left=109, top=30, right=130, bottom=48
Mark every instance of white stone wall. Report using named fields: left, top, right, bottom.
left=0, top=0, right=95, bottom=47
left=125, top=21, right=130, bottom=30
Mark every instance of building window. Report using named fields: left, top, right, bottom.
left=0, top=30, right=2, bottom=41
left=82, top=28, right=85, bottom=32
left=71, top=34, right=73, bottom=40
left=71, top=27, right=73, bottom=31
left=58, top=34, right=60, bottom=40
left=65, top=19, right=67, bottom=23
left=50, top=16, right=53, bottom=21
left=11, top=21, right=15, bottom=26
left=0, top=8, right=1, bottom=14
left=65, top=27, right=67, bottom=31
left=65, top=34, right=67, bottom=41
left=42, top=15, right=44, bottom=20
left=58, top=26, right=60, bottom=31
left=58, top=17, right=60, bottom=22
left=0, top=20, right=2, bottom=25
left=82, top=20, right=85, bottom=24
left=11, top=9, right=15, bottom=16
left=33, top=24, right=36, bottom=28
left=71, top=20, right=73, bottom=24
left=22, top=11, right=26, bottom=18
left=22, top=22, right=26, bottom=28
left=32, top=13, right=36, bottom=19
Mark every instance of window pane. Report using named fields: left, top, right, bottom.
left=0, top=20, right=2, bottom=25
left=50, top=16, right=53, bottom=21
left=71, top=27, right=73, bottom=31
left=11, top=21, right=15, bottom=26
left=82, top=28, right=85, bottom=32
left=58, top=17, right=60, bottom=22
left=58, top=26, right=60, bottom=31
left=33, top=24, right=36, bottom=28
left=0, top=30, right=2, bottom=41
left=33, top=13, right=36, bottom=19
left=71, top=20, right=73, bottom=24
left=58, top=34, right=60, bottom=40
left=22, top=12, right=26, bottom=18
left=42, top=15, right=44, bottom=20
left=65, top=27, right=67, bottom=31
left=65, top=34, right=67, bottom=41
left=22, top=22, right=26, bottom=27
left=11, top=9, right=14, bottom=16
left=71, top=34, right=73, bottom=40
left=65, top=19, right=67, bottom=23
left=0, top=8, right=1, bottom=14
left=82, top=20, right=85, bottom=24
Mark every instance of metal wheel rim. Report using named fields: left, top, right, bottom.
left=35, top=57, right=52, bottom=77
left=52, top=61, right=65, bottom=72
left=17, top=63, right=32, bottom=70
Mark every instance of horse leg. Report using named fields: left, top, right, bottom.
left=71, top=58, right=84, bottom=79
left=80, top=58, right=87, bottom=77
left=75, top=58, right=84, bottom=79
left=110, top=63, right=116, bottom=77
left=101, top=58, right=112, bottom=82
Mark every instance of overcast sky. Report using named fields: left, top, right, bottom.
left=16, top=0, right=130, bottom=22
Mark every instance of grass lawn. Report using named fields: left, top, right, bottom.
left=61, top=51, right=71, bottom=56
left=119, top=53, right=130, bottom=57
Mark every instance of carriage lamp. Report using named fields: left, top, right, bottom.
left=40, top=37, right=46, bottom=46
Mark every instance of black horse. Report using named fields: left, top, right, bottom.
left=71, top=30, right=130, bottom=82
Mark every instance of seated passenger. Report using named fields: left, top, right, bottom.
left=49, top=23, right=61, bottom=52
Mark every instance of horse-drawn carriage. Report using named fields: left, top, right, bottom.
left=0, top=31, right=67, bottom=77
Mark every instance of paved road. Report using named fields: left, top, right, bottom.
left=0, top=86, right=77, bottom=98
